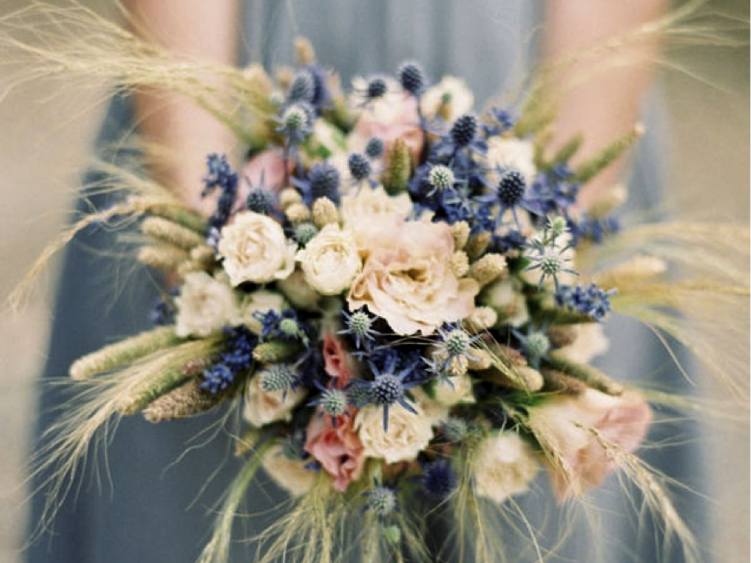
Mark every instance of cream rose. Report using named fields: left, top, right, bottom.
left=473, top=432, right=539, bottom=503
left=218, top=211, right=296, bottom=286
left=297, top=225, right=362, bottom=295
left=348, top=219, right=479, bottom=336
left=243, top=372, right=307, bottom=427
left=433, top=374, right=476, bottom=407
left=340, top=186, right=412, bottom=251
left=486, top=137, right=536, bottom=184
left=261, top=444, right=316, bottom=497
left=526, top=388, right=652, bottom=501
left=354, top=404, right=434, bottom=463
left=175, top=271, right=238, bottom=338
left=420, top=76, right=474, bottom=122
left=231, top=289, right=287, bottom=335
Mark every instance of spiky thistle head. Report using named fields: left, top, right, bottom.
left=396, top=60, right=425, bottom=95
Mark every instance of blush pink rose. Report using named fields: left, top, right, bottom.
left=322, top=332, right=358, bottom=383
left=350, top=91, right=423, bottom=165
left=347, top=219, right=479, bottom=336
left=304, top=409, right=365, bottom=492
left=527, top=388, right=653, bottom=501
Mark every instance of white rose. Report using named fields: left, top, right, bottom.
left=261, top=444, right=316, bottom=497
left=420, top=76, right=474, bottom=122
left=554, top=323, right=610, bottom=364
left=486, top=137, right=536, bottom=184
left=297, top=225, right=362, bottom=295
left=243, top=373, right=307, bottom=427
left=411, top=387, right=449, bottom=425
left=218, top=211, right=296, bottom=286
left=231, top=289, right=287, bottom=335
left=277, top=268, right=322, bottom=310
left=354, top=404, right=434, bottom=463
left=175, top=271, right=238, bottom=337
left=473, top=432, right=539, bottom=503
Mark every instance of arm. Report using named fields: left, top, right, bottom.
left=541, top=0, right=669, bottom=210
left=123, top=0, right=241, bottom=214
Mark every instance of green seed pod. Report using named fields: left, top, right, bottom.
left=382, top=138, right=411, bottom=194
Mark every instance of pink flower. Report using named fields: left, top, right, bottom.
left=527, top=388, right=653, bottom=501
left=322, top=332, right=357, bottom=382
left=347, top=219, right=478, bottom=336
left=304, top=409, right=365, bottom=492
left=349, top=88, right=423, bottom=165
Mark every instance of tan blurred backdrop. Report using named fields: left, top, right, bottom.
left=0, top=1, right=748, bottom=563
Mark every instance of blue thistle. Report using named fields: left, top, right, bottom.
left=293, top=162, right=341, bottom=206
left=287, top=69, right=316, bottom=104
left=396, top=60, right=426, bottom=95
left=363, top=479, right=399, bottom=520
left=353, top=352, right=423, bottom=431
left=496, top=169, right=527, bottom=224
left=512, top=326, right=551, bottom=369
left=339, top=308, right=379, bottom=350
left=450, top=113, right=478, bottom=148
left=483, top=106, right=516, bottom=136
left=421, top=459, right=456, bottom=501
left=253, top=309, right=311, bottom=346
left=347, top=152, right=376, bottom=188
left=245, top=186, right=276, bottom=215
left=308, top=381, right=352, bottom=426
left=292, top=222, right=319, bottom=246
left=277, top=102, right=315, bottom=147
left=365, top=137, right=385, bottom=159
left=259, top=364, right=299, bottom=394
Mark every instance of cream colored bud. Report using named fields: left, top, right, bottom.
left=469, top=254, right=507, bottom=287
left=467, top=348, right=492, bottom=371
left=295, top=37, right=316, bottom=65
left=190, top=244, right=214, bottom=262
left=449, top=221, right=471, bottom=250
left=275, top=66, right=294, bottom=90
left=516, top=366, right=545, bottom=392
left=311, top=197, right=339, bottom=228
left=447, top=355, right=469, bottom=377
left=465, top=231, right=491, bottom=259
left=465, top=306, right=497, bottom=334
left=286, top=202, right=311, bottom=224
left=280, top=188, right=302, bottom=209
left=450, top=251, right=470, bottom=277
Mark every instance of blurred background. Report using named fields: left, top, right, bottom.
left=0, top=1, right=747, bottom=562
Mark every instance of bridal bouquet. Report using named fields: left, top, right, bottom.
left=52, top=53, right=667, bottom=561
left=13, top=10, right=747, bottom=563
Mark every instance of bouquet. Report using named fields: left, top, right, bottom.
left=12, top=7, right=748, bottom=563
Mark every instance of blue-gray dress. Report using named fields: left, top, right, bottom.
left=26, top=2, right=709, bottom=562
